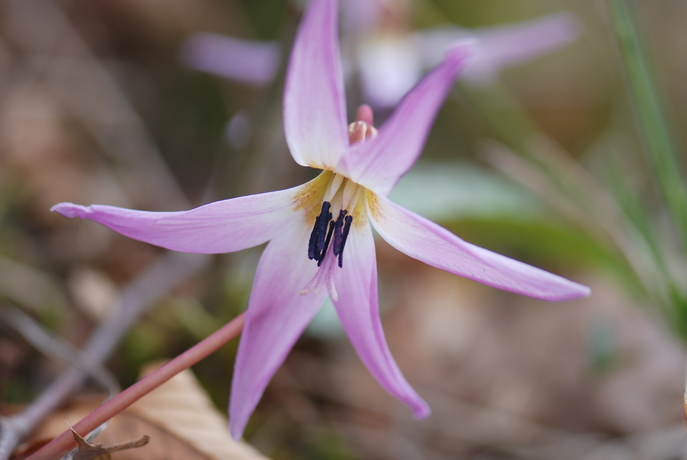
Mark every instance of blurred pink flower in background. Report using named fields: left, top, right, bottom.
left=180, top=1, right=579, bottom=108
left=53, top=0, right=589, bottom=440
left=361, top=11, right=580, bottom=107
left=179, top=34, right=280, bottom=87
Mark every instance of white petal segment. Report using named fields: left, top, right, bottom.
left=368, top=193, right=591, bottom=301
left=230, top=222, right=327, bottom=440
left=356, top=35, right=423, bottom=109
left=332, top=218, right=430, bottom=419
left=337, top=46, right=471, bottom=196
left=51, top=184, right=309, bottom=254
left=283, top=0, right=349, bottom=169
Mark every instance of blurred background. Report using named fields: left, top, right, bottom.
left=1, top=0, right=687, bottom=459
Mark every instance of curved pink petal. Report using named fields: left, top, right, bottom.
left=368, top=193, right=590, bottom=301
left=179, top=33, right=280, bottom=86
left=464, top=12, right=580, bottom=85
left=51, top=184, right=308, bottom=254
left=413, top=13, right=579, bottom=86
left=230, top=222, right=326, bottom=439
left=332, top=218, right=430, bottom=419
left=337, top=45, right=472, bottom=196
left=283, top=0, right=348, bottom=169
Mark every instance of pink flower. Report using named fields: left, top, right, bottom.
left=181, top=5, right=579, bottom=108
left=52, top=0, right=589, bottom=439
left=179, top=34, right=280, bottom=87
left=362, top=11, right=580, bottom=107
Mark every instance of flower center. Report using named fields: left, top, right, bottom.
left=301, top=174, right=362, bottom=301
left=300, top=116, right=377, bottom=300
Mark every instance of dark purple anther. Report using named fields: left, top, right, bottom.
left=308, top=201, right=332, bottom=261
left=309, top=203, right=354, bottom=268
left=336, top=215, right=353, bottom=267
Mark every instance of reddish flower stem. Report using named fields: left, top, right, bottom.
left=27, top=312, right=246, bottom=460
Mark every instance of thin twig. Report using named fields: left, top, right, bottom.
left=0, top=252, right=209, bottom=460
left=27, top=312, right=246, bottom=460
left=0, top=306, right=119, bottom=397
left=0, top=2, right=219, bottom=458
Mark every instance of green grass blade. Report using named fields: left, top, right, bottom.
left=608, top=0, right=687, bottom=254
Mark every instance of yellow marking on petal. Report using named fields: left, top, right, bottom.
left=293, top=171, right=332, bottom=220
left=349, top=188, right=369, bottom=229
left=365, top=189, right=382, bottom=222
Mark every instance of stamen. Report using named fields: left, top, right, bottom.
left=307, top=201, right=332, bottom=261
left=331, top=210, right=347, bottom=255
left=318, top=220, right=336, bottom=267
left=308, top=204, right=355, bottom=269
left=303, top=174, right=363, bottom=298
left=339, top=216, right=353, bottom=267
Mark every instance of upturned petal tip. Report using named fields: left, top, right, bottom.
left=338, top=42, right=472, bottom=195
left=445, top=38, right=478, bottom=62
left=414, top=12, right=580, bottom=86
left=51, top=202, right=88, bottom=219
left=413, top=403, right=431, bottom=419
left=369, top=193, right=591, bottom=302
left=462, top=12, right=581, bottom=85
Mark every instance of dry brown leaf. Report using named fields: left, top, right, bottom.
left=18, top=400, right=216, bottom=460
left=129, top=361, right=268, bottom=460
left=68, top=423, right=149, bottom=460
left=20, top=364, right=268, bottom=460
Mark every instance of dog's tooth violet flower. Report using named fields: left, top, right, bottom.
left=52, top=0, right=590, bottom=440
left=181, top=3, right=579, bottom=109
